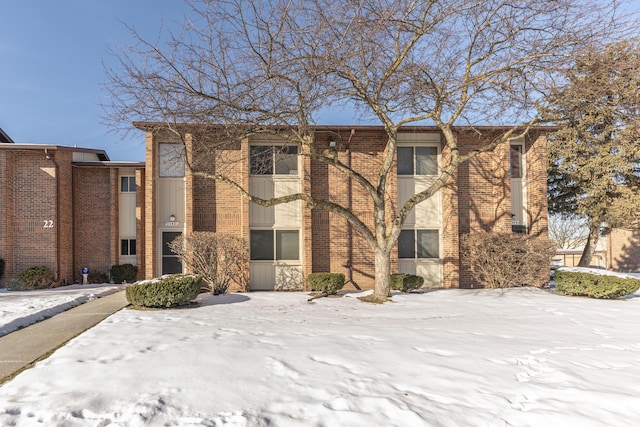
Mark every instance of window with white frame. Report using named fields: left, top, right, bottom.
left=120, top=176, right=136, bottom=192
left=250, top=145, right=299, bottom=176
left=120, top=239, right=136, bottom=256
left=250, top=229, right=300, bottom=260
left=398, top=229, right=439, bottom=258
left=510, top=144, right=523, bottom=178
left=397, top=146, right=438, bottom=176
left=159, top=143, right=185, bottom=177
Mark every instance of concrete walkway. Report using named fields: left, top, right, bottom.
left=0, top=291, right=129, bottom=384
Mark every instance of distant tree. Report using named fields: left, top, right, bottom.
left=543, top=40, right=640, bottom=266
left=105, top=0, right=628, bottom=302
left=548, top=214, right=589, bottom=250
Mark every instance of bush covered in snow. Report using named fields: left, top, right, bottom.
left=7, top=266, right=54, bottom=290
left=555, top=270, right=640, bottom=299
left=390, top=274, right=424, bottom=292
left=462, top=232, right=556, bottom=288
left=126, top=274, right=202, bottom=308
left=308, top=273, right=345, bottom=294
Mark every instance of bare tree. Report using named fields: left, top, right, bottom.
left=104, top=0, right=630, bottom=302
left=548, top=214, right=589, bottom=250
left=169, top=232, right=250, bottom=294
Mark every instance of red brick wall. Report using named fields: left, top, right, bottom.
left=609, top=229, right=640, bottom=272
left=13, top=151, right=58, bottom=279
left=73, top=167, right=115, bottom=280
left=142, top=126, right=550, bottom=290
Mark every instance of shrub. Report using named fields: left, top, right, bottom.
left=168, top=232, right=249, bottom=294
left=0, top=258, right=4, bottom=279
left=126, top=274, right=202, bottom=308
left=308, top=273, right=345, bottom=294
left=88, top=271, right=109, bottom=284
left=462, top=232, right=556, bottom=288
left=555, top=270, right=640, bottom=299
left=7, top=266, right=54, bottom=290
left=110, top=264, right=138, bottom=284
left=390, top=274, right=424, bottom=292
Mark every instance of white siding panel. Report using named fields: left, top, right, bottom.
left=249, top=263, right=275, bottom=290
left=249, top=178, right=275, bottom=226
left=119, top=194, right=136, bottom=236
left=416, top=260, right=443, bottom=289
left=158, top=178, right=185, bottom=224
left=511, top=177, right=524, bottom=226
left=274, top=180, right=301, bottom=227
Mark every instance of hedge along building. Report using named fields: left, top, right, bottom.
left=136, top=123, right=550, bottom=290
left=0, top=134, right=145, bottom=286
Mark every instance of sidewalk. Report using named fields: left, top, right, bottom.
left=0, top=291, right=129, bottom=384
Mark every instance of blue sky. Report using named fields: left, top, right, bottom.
left=0, top=1, right=188, bottom=161
left=0, top=0, right=362, bottom=162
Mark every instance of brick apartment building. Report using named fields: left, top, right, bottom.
left=1, top=125, right=552, bottom=289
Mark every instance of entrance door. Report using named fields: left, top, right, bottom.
left=162, top=231, right=183, bottom=274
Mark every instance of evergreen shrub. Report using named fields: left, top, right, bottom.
left=308, top=273, right=345, bottom=294
left=7, top=266, right=54, bottom=290
left=110, top=264, right=138, bottom=284
left=0, top=258, right=4, bottom=279
left=390, top=274, right=424, bottom=292
left=555, top=270, right=640, bottom=299
left=126, top=274, right=201, bottom=308
left=88, top=271, right=109, bottom=284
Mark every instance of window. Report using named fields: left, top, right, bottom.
left=510, top=144, right=523, bottom=178
left=397, top=146, right=437, bottom=176
left=120, top=239, right=136, bottom=256
left=250, top=230, right=300, bottom=260
left=398, top=229, right=439, bottom=258
left=159, top=143, right=185, bottom=177
left=120, top=176, right=136, bottom=192
left=250, top=145, right=298, bottom=175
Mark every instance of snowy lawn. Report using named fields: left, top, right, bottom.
left=1, top=287, right=640, bottom=426
left=0, top=283, right=125, bottom=337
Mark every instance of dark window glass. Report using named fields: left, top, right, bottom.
left=159, top=144, right=185, bottom=177
left=417, top=230, right=439, bottom=258
left=398, top=230, right=415, bottom=258
left=250, top=230, right=274, bottom=260
left=129, top=239, right=136, bottom=256
left=250, top=146, right=273, bottom=175
left=121, top=176, right=136, bottom=192
left=162, top=256, right=182, bottom=275
left=276, top=230, right=299, bottom=260
left=415, top=147, right=438, bottom=175
left=510, top=145, right=523, bottom=178
left=275, top=146, right=298, bottom=175
left=121, top=239, right=129, bottom=255
left=162, top=232, right=182, bottom=256
left=397, top=147, right=413, bottom=175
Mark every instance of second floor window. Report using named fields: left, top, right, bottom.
left=397, top=146, right=438, bottom=176
left=159, top=143, right=185, bottom=177
left=120, top=176, right=136, bottom=192
left=250, top=145, right=299, bottom=176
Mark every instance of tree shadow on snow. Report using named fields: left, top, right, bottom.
left=196, top=293, right=251, bottom=307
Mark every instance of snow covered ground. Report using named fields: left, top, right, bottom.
left=0, top=283, right=125, bottom=337
left=1, top=285, right=640, bottom=426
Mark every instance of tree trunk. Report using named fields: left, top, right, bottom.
left=361, top=247, right=392, bottom=303
left=578, top=223, right=600, bottom=267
